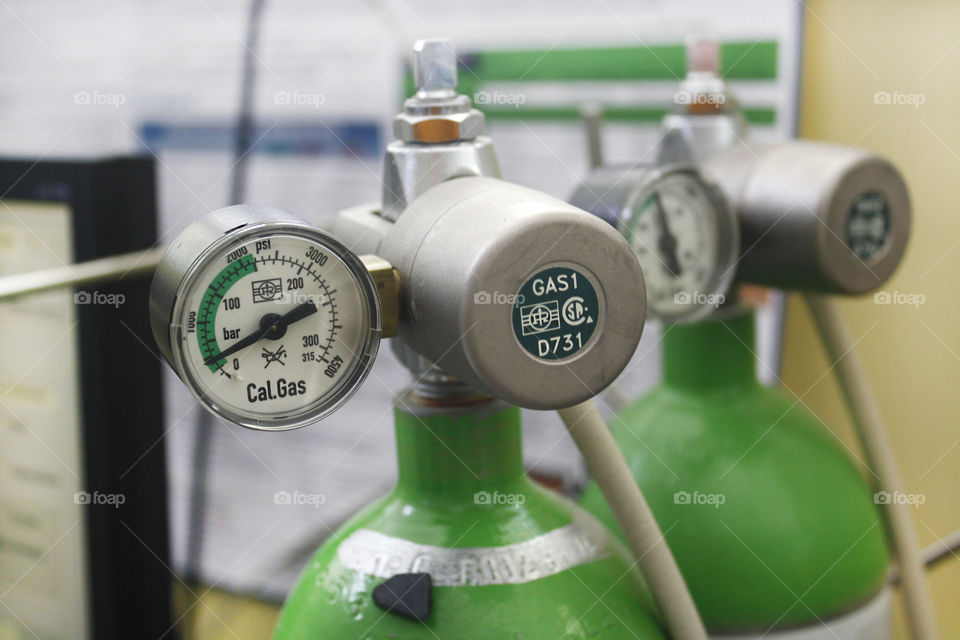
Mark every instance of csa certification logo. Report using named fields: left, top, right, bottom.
left=512, top=266, right=599, bottom=360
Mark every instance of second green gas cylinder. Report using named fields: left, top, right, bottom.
left=579, top=309, right=890, bottom=637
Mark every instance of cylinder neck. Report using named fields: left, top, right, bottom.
left=394, top=394, right=525, bottom=497
left=661, top=309, right=759, bottom=392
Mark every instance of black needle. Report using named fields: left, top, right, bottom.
left=653, top=192, right=683, bottom=277
left=278, top=301, right=320, bottom=326
left=204, top=301, right=318, bottom=366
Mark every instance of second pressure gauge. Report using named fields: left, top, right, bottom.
left=570, top=165, right=738, bottom=322
left=150, top=205, right=384, bottom=431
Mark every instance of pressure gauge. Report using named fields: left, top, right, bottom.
left=569, top=165, right=738, bottom=322
left=150, top=205, right=384, bottom=431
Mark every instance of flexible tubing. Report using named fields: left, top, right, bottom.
left=804, top=294, right=938, bottom=640
left=559, top=400, right=709, bottom=640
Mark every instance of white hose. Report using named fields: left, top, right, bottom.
left=890, top=527, right=960, bottom=584
left=921, top=527, right=960, bottom=571
left=804, top=294, right=938, bottom=640
left=559, top=400, right=708, bottom=640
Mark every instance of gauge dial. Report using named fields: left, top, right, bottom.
left=152, top=206, right=382, bottom=430
left=619, top=168, right=737, bottom=321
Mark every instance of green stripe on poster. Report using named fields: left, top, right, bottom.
left=466, top=41, right=776, bottom=81
left=719, top=41, right=778, bottom=79
left=469, top=45, right=686, bottom=81
left=400, top=41, right=779, bottom=124
left=403, top=40, right=778, bottom=94
left=479, top=106, right=776, bottom=125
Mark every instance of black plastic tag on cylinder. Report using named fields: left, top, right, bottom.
left=372, top=572, right=433, bottom=621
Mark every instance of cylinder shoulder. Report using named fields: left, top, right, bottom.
left=274, top=481, right=667, bottom=640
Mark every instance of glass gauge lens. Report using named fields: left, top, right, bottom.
left=621, top=171, right=735, bottom=321
left=162, top=218, right=381, bottom=431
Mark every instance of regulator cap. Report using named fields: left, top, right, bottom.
left=703, top=140, right=911, bottom=294
left=378, top=176, right=647, bottom=410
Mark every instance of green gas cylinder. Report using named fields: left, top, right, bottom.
left=578, top=309, right=890, bottom=637
left=273, top=391, right=668, bottom=640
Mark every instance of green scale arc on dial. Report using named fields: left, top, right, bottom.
left=196, top=254, right=258, bottom=372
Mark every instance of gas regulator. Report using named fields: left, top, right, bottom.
left=151, top=182, right=645, bottom=428
left=150, top=42, right=647, bottom=425
left=571, top=50, right=909, bottom=319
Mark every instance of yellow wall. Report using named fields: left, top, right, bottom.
left=785, top=1, right=960, bottom=636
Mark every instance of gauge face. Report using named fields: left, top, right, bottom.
left=168, top=224, right=380, bottom=430
left=621, top=170, right=735, bottom=321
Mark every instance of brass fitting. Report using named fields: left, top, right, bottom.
left=359, top=254, right=400, bottom=338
